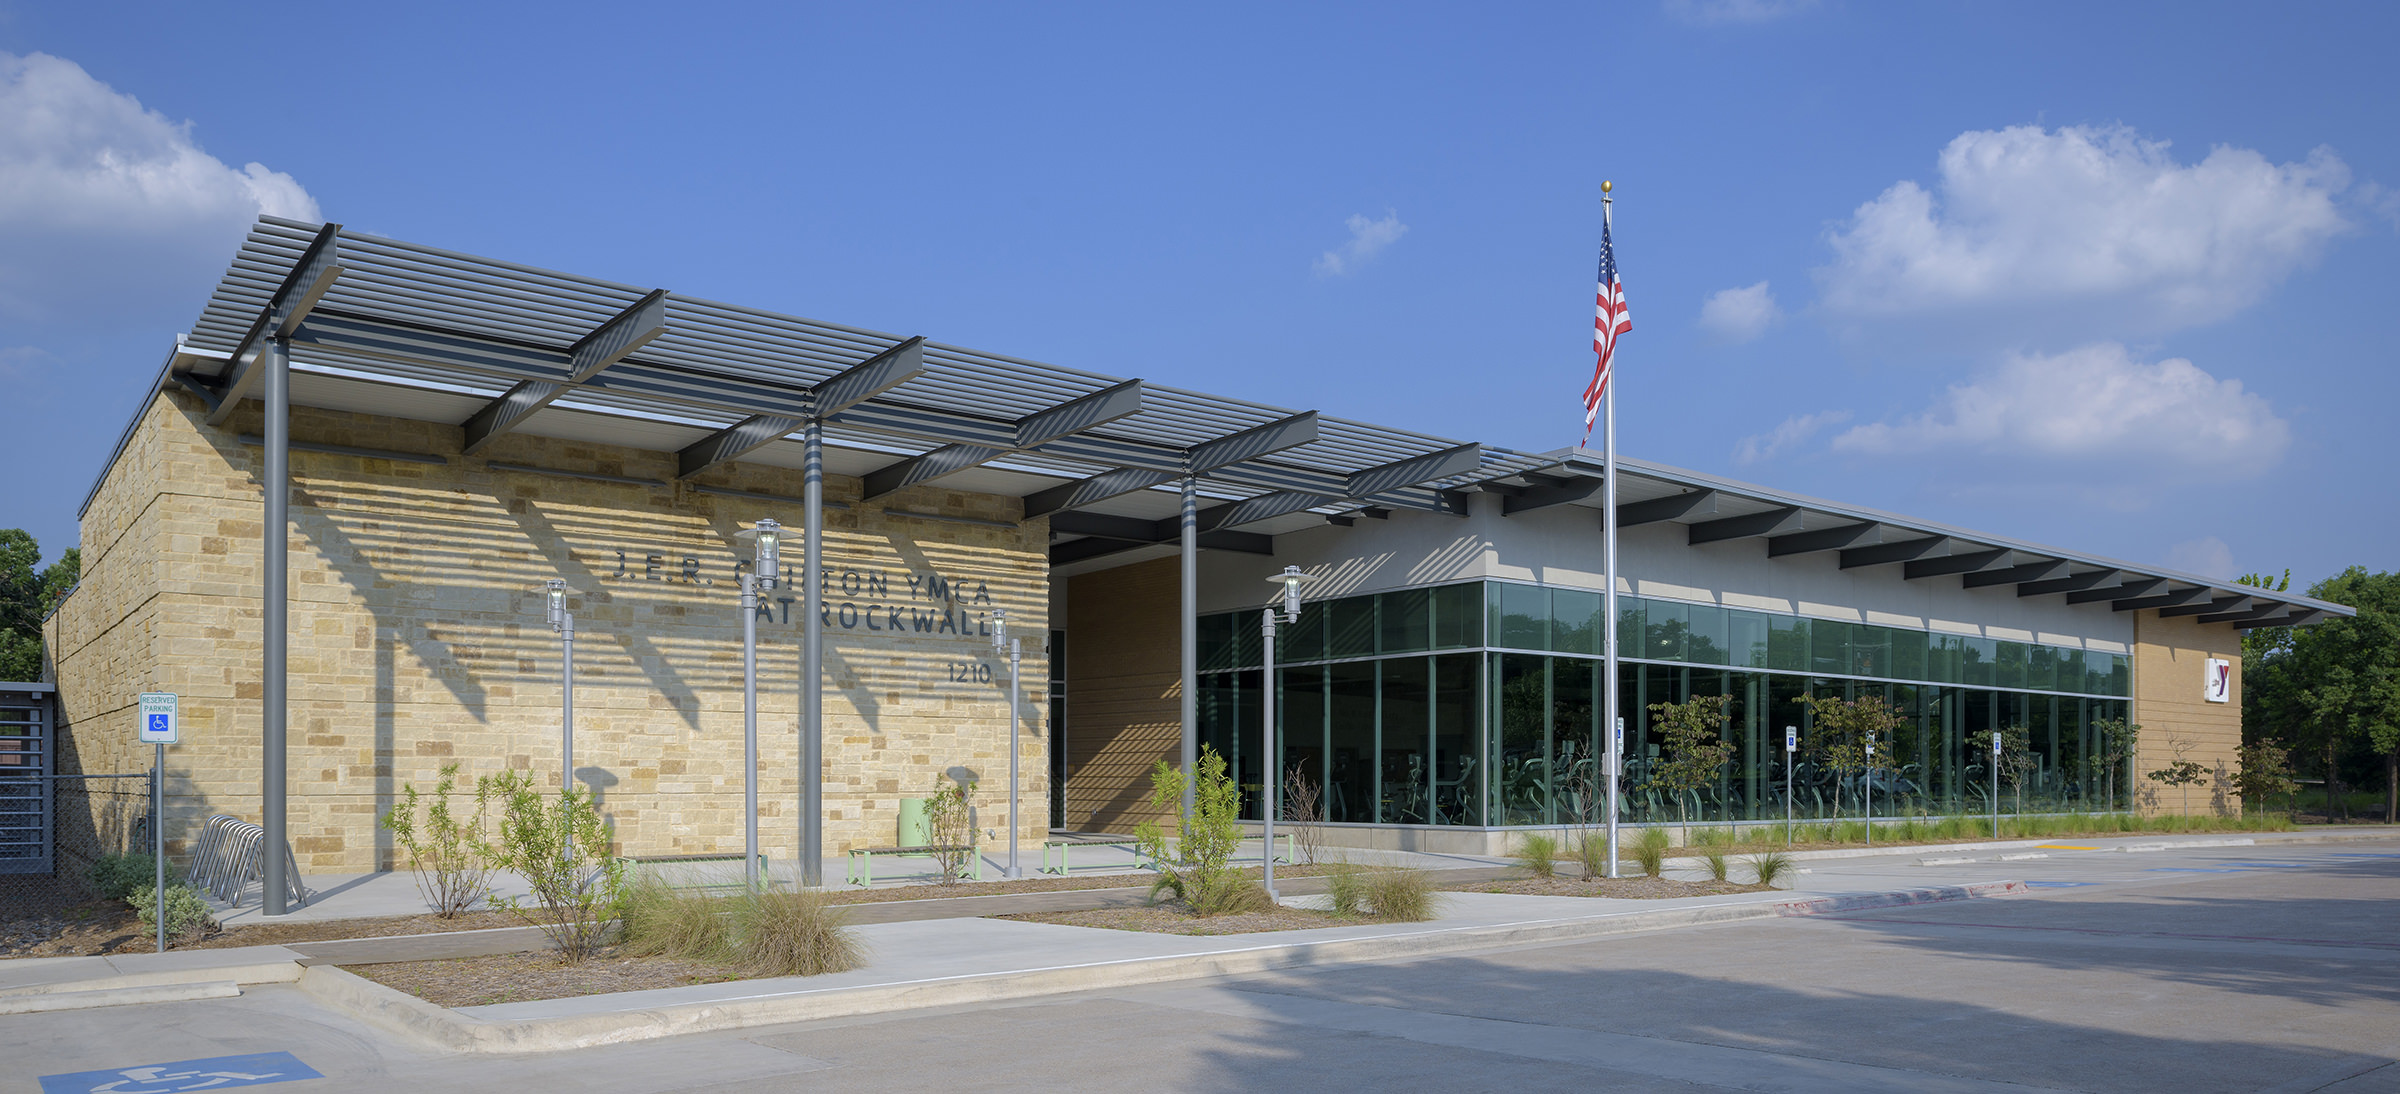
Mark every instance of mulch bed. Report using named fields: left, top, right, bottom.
left=1454, top=875, right=1771, bottom=898
left=349, top=948, right=739, bottom=1009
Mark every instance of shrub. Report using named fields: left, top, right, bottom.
left=381, top=761, right=495, bottom=917
left=1282, top=766, right=1326, bottom=866
left=619, top=880, right=731, bottom=962
left=129, top=883, right=216, bottom=944
left=1746, top=850, right=1792, bottom=888
left=1134, top=745, right=1254, bottom=914
left=923, top=776, right=978, bottom=885
left=1362, top=869, right=1440, bottom=922
left=729, top=888, right=864, bottom=977
left=1324, top=864, right=1369, bottom=917
left=89, top=852, right=157, bottom=901
left=1514, top=833, right=1559, bottom=878
left=1633, top=827, right=1670, bottom=878
left=480, top=771, right=629, bottom=963
left=1703, top=849, right=1729, bottom=882
left=1573, top=831, right=1613, bottom=878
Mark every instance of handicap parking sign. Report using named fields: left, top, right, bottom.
left=138, top=692, right=178, bottom=745
left=41, top=1052, right=321, bottom=1094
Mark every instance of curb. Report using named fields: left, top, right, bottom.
left=0, top=960, right=302, bottom=1001
left=0, top=979, right=243, bottom=1015
left=301, top=880, right=2024, bottom=1055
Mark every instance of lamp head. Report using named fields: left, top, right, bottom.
left=1265, top=565, right=1308, bottom=622
left=738, top=517, right=783, bottom=588
left=545, top=579, right=566, bottom=630
left=991, top=607, right=1007, bottom=651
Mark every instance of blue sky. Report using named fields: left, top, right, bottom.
left=3, top=1, right=2393, bottom=593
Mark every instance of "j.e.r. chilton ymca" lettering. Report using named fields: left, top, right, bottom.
left=608, top=550, right=1001, bottom=638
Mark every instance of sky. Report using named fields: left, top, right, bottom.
left=2, top=0, right=2394, bottom=595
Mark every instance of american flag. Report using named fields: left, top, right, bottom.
left=1582, top=219, right=1632, bottom=441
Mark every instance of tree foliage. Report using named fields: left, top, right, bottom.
left=1645, top=694, right=1732, bottom=825
left=1793, top=693, right=1902, bottom=814
left=0, top=529, right=79, bottom=681
left=2244, top=567, right=2400, bottom=822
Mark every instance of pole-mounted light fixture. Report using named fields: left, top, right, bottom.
left=734, top=515, right=782, bottom=891
left=1271, top=565, right=1306, bottom=622
left=546, top=579, right=567, bottom=632
left=1258, top=565, right=1310, bottom=900
left=540, top=580, right=575, bottom=793
left=993, top=607, right=1022, bottom=878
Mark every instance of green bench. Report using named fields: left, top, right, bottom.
left=630, top=852, right=770, bottom=893
left=845, top=844, right=981, bottom=887
left=1039, top=833, right=1296, bottom=875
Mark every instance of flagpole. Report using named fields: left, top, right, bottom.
left=1601, top=181, right=1623, bottom=880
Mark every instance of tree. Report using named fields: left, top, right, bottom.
left=0, top=529, right=79, bottom=681
left=2089, top=717, right=2139, bottom=812
left=2146, top=734, right=2212, bottom=816
left=1794, top=693, right=1903, bottom=816
left=1644, top=694, right=1733, bottom=825
left=1998, top=724, right=2038, bottom=815
left=2282, top=568, right=2400, bottom=822
left=2234, top=740, right=2299, bottom=816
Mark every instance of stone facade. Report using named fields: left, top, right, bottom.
left=48, top=390, right=1050, bottom=871
left=2131, top=612, right=2244, bottom=816
left=1060, top=557, right=1181, bottom=832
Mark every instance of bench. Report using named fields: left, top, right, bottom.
left=1039, top=832, right=1297, bottom=875
left=629, top=852, right=769, bottom=893
left=844, top=844, right=981, bottom=887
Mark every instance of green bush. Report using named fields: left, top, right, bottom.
left=1134, top=745, right=1257, bottom=914
left=1703, top=849, right=1729, bottom=882
left=1362, top=868, right=1440, bottom=922
left=129, top=883, right=216, bottom=944
left=89, top=852, right=157, bottom=901
left=1573, top=831, right=1612, bottom=878
left=1633, top=828, right=1671, bottom=878
left=1324, top=864, right=1369, bottom=917
left=1514, top=833, right=1559, bottom=878
left=923, top=776, right=977, bottom=885
left=1745, top=850, right=1792, bottom=888
left=381, top=760, right=495, bottom=917
left=480, top=771, right=629, bottom=963
left=728, top=888, right=864, bottom=977
left=619, top=880, right=731, bottom=962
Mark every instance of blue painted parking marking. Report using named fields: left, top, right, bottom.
left=2213, top=861, right=2311, bottom=869
left=40, top=1052, right=322, bottom=1093
left=2145, top=867, right=2247, bottom=873
left=2022, top=880, right=2097, bottom=888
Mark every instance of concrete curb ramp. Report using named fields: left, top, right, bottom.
left=0, top=979, right=242, bottom=1014
left=301, top=880, right=2026, bottom=1055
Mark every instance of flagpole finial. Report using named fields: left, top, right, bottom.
left=1601, top=179, right=1612, bottom=193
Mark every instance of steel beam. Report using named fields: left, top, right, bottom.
left=1501, top=474, right=1605, bottom=515
left=1617, top=489, right=1717, bottom=527
left=207, top=223, right=343, bottom=426
left=1051, top=528, right=1271, bottom=566
left=1021, top=412, right=1319, bottom=519
left=2159, top=594, right=2251, bottom=619
left=2017, top=568, right=2118, bottom=597
left=2065, top=577, right=2164, bottom=605
left=1904, top=547, right=2010, bottom=580
left=1194, top=444, right=1481, bottom=532
left=2198, top=601, right=2292, bottom=625
left=459, top=290, right=668, bottom=455
left=1687, top=506, right=1802, bottom=546
left=678, top=414, right=801, bottom=479
left=677, top=337, right=928, bottom=479
left=2239, top=608, right=2322, bottom=629
left=861, top=380, right=1144, bottom=500
left=2111, top=586, right=2212, bottom=612
left=1767, top=522, right=1879, bottom=558
left=1021, top=468, right=1179, bottom=520
left=1963, top=559, right=2066, bottom=588
left=1840, top=535, right=1948, bottom=569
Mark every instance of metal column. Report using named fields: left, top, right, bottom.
left=800, top=419, right=824, bottom=887
left=262, top=337, right=290, bottom=916
left=1179, top=477, right=1198, bottom=820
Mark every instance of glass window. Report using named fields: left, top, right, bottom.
left=1281, top=665, right=1327, bottom=812
left=1280, top=600, right=1325, bottom=663
left=1433, top=653, right=1480, bottom=825
left=1618, top=595, right=1644, bottom=656
left=1380, top=658, right=1431, bottom=823
left=1768, top=614, right=1810, bottom=672
left=1327, top=660, right=1377, bottom=822
left=1432, top=583, right=1481, bottom=649
left=1646, top=599, right=1689, bottom=661
left=2109, top=654, right=2131, bottom=697
left=1495, top=582, right=1548, bottom=650
left=1995, top=641, right=2028, bottom=689
left=1963, top=637, right=1996, bottom=687
left=2027, top=644, right=2059, bottom=693
left=1551, top=588, right=1601, bottom=655
left=1378, top=588, right=1429, bottom=655
left=1686, top=604, right=1730, bottom=666
left=1851, top=625, right=1891, bottom=678
left=1811, top=619, right=1851, bottom=676
left=1329, top=594, right=1376, bottom=659
left=1888, top=628, right=1927, bottom=681
left=2058, top=648, right=2087, bottom=694
left=1198, top=612, right=1235, bottom=672
left=1731, top=610, right=1769, bottom=669
left=1494, top=654, right=1549, bottom=825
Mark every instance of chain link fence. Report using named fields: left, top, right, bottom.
left=2, top=772, right=154, bottom=951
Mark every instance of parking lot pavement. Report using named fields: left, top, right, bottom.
left=10, top=837, right=2396, bottom=1093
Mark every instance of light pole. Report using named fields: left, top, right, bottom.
left=1991, top=730, right=2002, bottom=838
left=992, top=607, right=1023, bottom=879
left=546, top=580, right=575, bottom=794
left=1783, top=725, right=1795, bottom=848
left=736, top=517, right=781, bottom=891
left=1864, top=729, right=1875, bottom=845
left=1260, top=566, right=1307, bottom=901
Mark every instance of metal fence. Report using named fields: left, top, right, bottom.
left=0, top=772, right=152, bottom=917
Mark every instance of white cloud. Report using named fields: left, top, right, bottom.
left=1830, top=342, right=2289, bottom=480
left=1314, top=210, right=1408, bottom=276
left=1664, top=0, right=1817, bottom=25
left=1817, top=125, right=2350, bottom=338
left=0, top=51, right=319, bottom=324
left=2165, top=536, right=2237, bottom=580
left=1699, top=280, right=1781, bottom=343
left=1734, top=409, right=1849, bottom=465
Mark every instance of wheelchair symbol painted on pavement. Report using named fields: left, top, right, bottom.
left=39, top=1052, right=323, bottom=1094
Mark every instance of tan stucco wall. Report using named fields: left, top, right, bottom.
left=1062, top=557, right=1181, bottom=833
left=49, top=390, right=1050, bottom=870
left=2131, top=612, right=2243, bottom=815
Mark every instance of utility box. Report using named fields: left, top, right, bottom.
left=897, top=798, right=931, bottom=847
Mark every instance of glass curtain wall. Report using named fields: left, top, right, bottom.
left=1196, top=579, right=2133, bottom=826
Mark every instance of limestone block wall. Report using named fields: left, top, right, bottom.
left=1062, top=557, right=1181, bottom=833
left=2131, top=612, right=2244, bottom=815
left=50, top=390, right=1050, bottom=871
